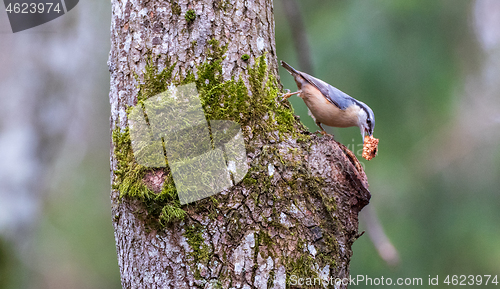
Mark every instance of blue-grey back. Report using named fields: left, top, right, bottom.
left=299, top=71, right=356, bottom=110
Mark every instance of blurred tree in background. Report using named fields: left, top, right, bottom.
left=0, top=1, right=120, bottom=289
left=1, top=0, right=499, bottom=288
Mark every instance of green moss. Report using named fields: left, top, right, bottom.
left=112, top=127, right=148, bottom=199
left=185, top=9, right=196, bottom=23
left=135, top=55, right=176, bottom=103
left=112, top=127, right=186, bottom=228
left=286, top=254, right=319, bottom=284
left=184, top=223, right=212, bottom=279
left=260, top=230, right=273, bottom=247
left=215, top=0, right=232, bottom=12
left=318, top=234, right=338, bottom=268
left=210, top=280, right=223, bottom=289
left=256, top=230, right=274, bottom=260
left=188, top=39, right=304, bottom=140
left=241, top=54, right=250, bottom=61
left=171, top=1, right=181, bottom=16
left=112, top=39, right=309, bottom=229
left=184, top=223, right=211, bottom=263
left=267, top=270, right=275, bottom=288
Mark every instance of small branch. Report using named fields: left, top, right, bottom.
left=361, top=205, right=400, bottom=267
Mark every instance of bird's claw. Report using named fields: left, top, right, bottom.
left=314, top=130, right=329, bottom=136
left=280, top=89, right=292, bottom=101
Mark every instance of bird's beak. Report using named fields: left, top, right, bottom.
left=362, top=128, right=371, bottom=144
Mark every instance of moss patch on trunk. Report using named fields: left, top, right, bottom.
left=112, top=39, right=307, bottom=228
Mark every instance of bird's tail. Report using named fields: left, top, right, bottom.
left=281, top=61, right=300, bottom=76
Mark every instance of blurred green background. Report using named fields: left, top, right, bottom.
left=1, top=0, right=499, bottom=288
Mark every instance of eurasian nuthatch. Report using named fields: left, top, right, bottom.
left=281, top=61, right=375, bottom=142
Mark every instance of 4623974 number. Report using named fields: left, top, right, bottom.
left=443, top=275, right=498, bottom=286
left=5, top=2, right=61, bottom=14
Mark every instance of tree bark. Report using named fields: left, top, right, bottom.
left=109, top=0, right=370, bottom=288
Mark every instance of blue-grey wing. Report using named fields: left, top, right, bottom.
left=299, top=72, right=354, bottom=110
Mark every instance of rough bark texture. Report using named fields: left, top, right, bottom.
left=109, top=0, right=370, bottom=288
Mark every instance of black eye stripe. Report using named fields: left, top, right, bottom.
left=352, top=99, right=373, bottom=125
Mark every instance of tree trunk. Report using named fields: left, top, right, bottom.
left=108, top=0, right=370, bottom=288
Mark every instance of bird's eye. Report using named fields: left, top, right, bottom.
left=367, top=119, right=371, bottom=124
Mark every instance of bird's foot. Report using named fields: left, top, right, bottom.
left=280, top=89, right=300, bottom=101
left=280, top=89, right=291, bottom=101
left=314, top=122, right=332, bottom=137
left=314, top=130, right=329, bottom=136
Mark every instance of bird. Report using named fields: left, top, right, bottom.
left=280, top=61, right=375, bottom=142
